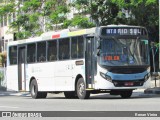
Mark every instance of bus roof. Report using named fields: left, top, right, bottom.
left=101, top=25, right=145, bottom=29
left=8, top=27, right=96, bottom=46
left=7, top=25, right=146, bottom=46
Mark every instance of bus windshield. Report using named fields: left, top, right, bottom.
left=99, top=38, right=149, bottom=66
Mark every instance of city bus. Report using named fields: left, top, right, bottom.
left=6, top=25, right=151, bottom=99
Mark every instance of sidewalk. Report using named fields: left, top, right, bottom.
left=0, top=91, right=30, bottom=96
left=0, top=87, right=30, bottom=96
left=144, top=78, right=160, bottom=94
left=144, top=87, right=160, bottom=94
left=0, top=86, right=6, bottom=91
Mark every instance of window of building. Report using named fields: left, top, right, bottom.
left=37, top=42, right=46, bottom=62
left=59, top=38, right=70, bottom=60
left=4, top=15, right=7, bottom=26
left=27, top=43, right=36, bottom=63
left=0, top=16, right=4, bottom=27
left=9, top=46, right=17, bottom=65
left=8, top=14, right=12, bottom=25
left=47, top=40, right=57, bottom=61
left=13, top=13, right=16, bottom=22
left=71, top=36, right=84, bottom=59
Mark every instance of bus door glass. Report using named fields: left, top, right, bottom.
left=18, top=46, right=26, bottom=91
left=85, top=37, right=95, bottom=88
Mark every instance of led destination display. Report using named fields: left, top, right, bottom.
left=101, top=27, right=147, bottom=36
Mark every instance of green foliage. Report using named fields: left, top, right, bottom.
left=73, top=0, right=158, bottom=41
left=0, top=3, right=15, bottom=15
left=62, top=15, right=95, bottom=29
left=0, top=52, right=6, bottom=67
left=0, top=0, right=158, bottom=42
left=48, top=1, right=69, bottom=30
left=1, top=0, right=69, bottom=39
left=0, top=72, right=4, bottom=82
left=73, top=0, right=119, bottom=26
left=71, top=15, right=95, bottom=28
left=111, top=0, right=158, bottom=41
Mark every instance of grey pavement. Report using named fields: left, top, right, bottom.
left=0, top=78, right=160, bottom=97
left=144, top=78, right=160, bottom=94
left=144, top=87, right=160, bottom=94
left=0, top=89, right=157, bottom=98
left=0, top=91, right=30, bottom=96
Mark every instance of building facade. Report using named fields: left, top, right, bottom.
left=0, top=0, right=15, bottom=52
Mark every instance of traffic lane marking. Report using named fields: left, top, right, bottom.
left=0, top=106, right=19, bottom=109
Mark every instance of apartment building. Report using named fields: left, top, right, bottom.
left=0, top=0, right=15, bottom=52
left=0, top=0, right=92, bottom=53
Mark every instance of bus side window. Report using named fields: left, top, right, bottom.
left=27, top=43, right=36, bottom=63
left=77, top=36, right=84, bottom=58
left=71, top=36, right=84, bottom=59
left=9, top=46, right=17, bottom=65
left=59, top=38, right=70, bottom=60
left=37, top=42, right=46, bottom=62
left=47, top=40, right=57, bottom=61
left=39, top=54, right=45, bottom=62
left=71, top=37, right=78, bottom=59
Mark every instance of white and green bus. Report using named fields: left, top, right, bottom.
left=6, top=25, right=151, bottom=99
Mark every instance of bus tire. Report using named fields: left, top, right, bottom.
left=120, top=90, right=132, bottom=98
left=76, top=78, right=90, bottom=99
left=30, top=80, right=45, bottom=99
left=40, top=92, right=47, bottom=98
left=64, top=92, right=77, bottom=99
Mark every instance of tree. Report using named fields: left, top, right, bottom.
left=0, top=52, right=6, bottom=67
left=0, top=0, right=70, bottom=40
left=73, top=0, right=158, bottom=43
left=111, top=0, right=158, bottom=42
left=47, top=0, right=69, bottom=30
left=0, top=0, right=15, bottom=28
left=72, top=0, right=119, bottom=26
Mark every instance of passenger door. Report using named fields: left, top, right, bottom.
left=18, top=46, right=26, bottom=91
left=85, top=36, right=95, bottom=89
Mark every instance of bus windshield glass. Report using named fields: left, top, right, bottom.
left=99, top=38, right=149, bottom=66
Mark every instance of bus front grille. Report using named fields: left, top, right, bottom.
left=112, top=79, right=144, bottom=87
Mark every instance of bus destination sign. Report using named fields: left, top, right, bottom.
left=101, top=27, right=147, bottom=36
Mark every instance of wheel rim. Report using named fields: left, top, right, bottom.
left=78, top=83, right=85, bottom=96
left=31, top=85, right=36, bottom=96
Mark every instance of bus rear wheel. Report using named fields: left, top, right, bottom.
left=120, top=90, right=132, bottom=98
left=76, top=78, right=90, bottom=99
left=30, top=80, right=47, bottom=99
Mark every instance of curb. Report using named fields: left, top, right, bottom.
left=144, top=87, right=160, bottom=94
left=0, top=91, right=30, bottom=96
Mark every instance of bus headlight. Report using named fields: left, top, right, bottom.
left=144, top=73, right=150, bottom=81
left=100, top=72, right=112, bottom=82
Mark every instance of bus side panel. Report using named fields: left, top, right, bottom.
left=27, top=62, right=56, bottom=91
left=72, top=59, right=85, bottom=90
left=54, top=60, right=74, bottom=91
left=6, top=66, right=18, bottom=91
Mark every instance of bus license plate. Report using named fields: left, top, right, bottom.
left=124, top=82, right=134, bottom=86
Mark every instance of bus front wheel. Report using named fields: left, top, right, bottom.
left=120, top=90, right=132, bottom=98
left=30, top=80, right=47, bottom=99
left=76, top=78, right=90, bottom=99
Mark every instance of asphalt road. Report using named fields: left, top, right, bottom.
left=0, top=91, right=160, bottom=120
left=0, top=91, right=160, bottom=111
